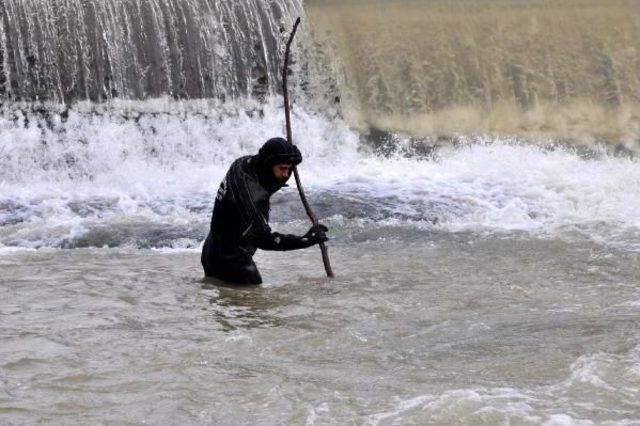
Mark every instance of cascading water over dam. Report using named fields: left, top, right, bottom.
left=0, top=0, right=303, bottom=102
left=2, top=0, right=640, bottom=144
left=307, top=0, right=640, bottom=143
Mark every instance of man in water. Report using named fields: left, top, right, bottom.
left=201, top=137, right=328, bottom=285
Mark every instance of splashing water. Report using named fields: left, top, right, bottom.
left=0, top=98, right=639, bottom=252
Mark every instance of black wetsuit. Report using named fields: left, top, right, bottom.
left=201, top=140, right=324, bottom=284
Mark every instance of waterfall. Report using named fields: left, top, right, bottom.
left=0, top=0, right=303, bottom=102
left=1, top=0, right=640, bottom=143
left=306, top=0, right=640, bottom=143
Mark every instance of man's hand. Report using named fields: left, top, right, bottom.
left=303, top=224, right=329, bottom=245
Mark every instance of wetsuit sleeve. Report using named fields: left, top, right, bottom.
left=254, top=224, right=328, bottom=251
left=253, top=232, right=315, bottom=251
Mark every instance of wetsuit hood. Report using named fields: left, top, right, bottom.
left=254, top=137, right=302, bottom=194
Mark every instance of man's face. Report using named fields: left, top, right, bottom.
left=272, top=163, right=293, bottom=183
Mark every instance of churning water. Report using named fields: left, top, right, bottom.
left=1, top=0, right=640, bottom=424
left=1, top=98, right=639, bottom=425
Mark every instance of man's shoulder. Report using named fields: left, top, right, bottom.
left=230, top=155, right=255, bottom=174
left=236, top=155, right=253, bottom=164
left=228, top=156, right=269, bottom=202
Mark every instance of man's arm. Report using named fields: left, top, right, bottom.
left=252, top=225, right=328, bottom=251
left=225, top=160, right=328, bottom=251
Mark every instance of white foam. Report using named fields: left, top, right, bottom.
left=151, top=246, right=200, bottom=254
left=364, top=347, right=640, bottom=424
left=364, top=386, right=608, bottom=425
left=543, top=414, right=593, bottom=426
left=1, top=99, right=639, bottom=249
left=558, top=346, right=640, bottom=399
left=365, top=388, right=543, bottom=425
left=366, top=394, right=434, bottom=425
left=0, top=244, right=36, bottom=255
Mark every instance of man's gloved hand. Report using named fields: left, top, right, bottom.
left=303, top=224, right=329, bottom=245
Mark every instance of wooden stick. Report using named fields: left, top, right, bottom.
left=283, top=17, right=334, bottom=278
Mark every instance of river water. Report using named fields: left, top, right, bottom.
left=1, top=100, right=640, bottom=424
left=1, top=235, right=639, bottom=424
